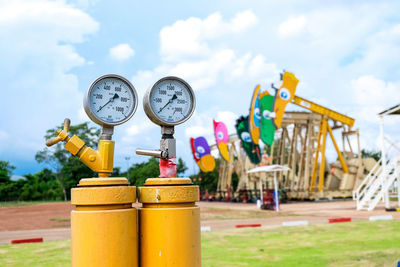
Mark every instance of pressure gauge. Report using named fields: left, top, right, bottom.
left=143, top=76, right=195, bottom=126
left=84, top=74, right=138, bottom=127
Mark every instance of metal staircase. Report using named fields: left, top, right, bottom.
left=353, top=156, right=400, bottom=211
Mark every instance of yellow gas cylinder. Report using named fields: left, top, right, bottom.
left=71, top=177, right=137, bottom=267
left=139, top=177, right=201, bottom=267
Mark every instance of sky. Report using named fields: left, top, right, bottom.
left=1, top=0, right=400, bottom=177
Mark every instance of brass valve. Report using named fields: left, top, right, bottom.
left=46, top=118, right=71, bottom=146
left=45, top=118, right=114, bottom=177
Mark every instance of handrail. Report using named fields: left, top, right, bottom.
left=366, top=156, right=400, bottom=210
left=353, top=158, right=382, bottom=200
left=356, top=156, right=400, bottom=210
left=354, top=139, right=397, bottom=202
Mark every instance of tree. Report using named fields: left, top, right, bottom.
left=0, top=161, right=15, bottom=183
left=60, top=156, right=97, bottom=199
left=176, top=158, right=188, bottom=177
left=0, top=161, right=20, bottom=201
left=32, top=168, right=62, bottom=200
left=190, top=158, right=220, bottom=192
left=0, top=180, right=24, bottom=201
left=126, top=158, right=160, bottom=186
left=361, top=149, right=381, bottom=162
left=122, top=157, right=187, bottom=186
left=0, top=167, right=63, bottom=202
left=35, top=122, right=100, bottom=200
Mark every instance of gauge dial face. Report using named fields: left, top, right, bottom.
left=84, top=74, right=138, bottom=126
left=145, top=77, right=195, bottom=126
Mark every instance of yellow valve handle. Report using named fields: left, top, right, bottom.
left=46, top=118, right=71, bottom=147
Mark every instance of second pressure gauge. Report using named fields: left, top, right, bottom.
left=144, top=76, right=195, bottom=126
left=84, top=74, right=138, bottom=127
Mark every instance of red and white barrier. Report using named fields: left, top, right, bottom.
left=235, top=224, right=261, bottom=228
left=369, top=215, right=393, bottom=221
left=201, top=226, right=211, bottom=232
left=328, top=217, right=351, bottom=223
left=11, top=238, right=43, bottom=244
left=282, top=221, right=309, bottom=226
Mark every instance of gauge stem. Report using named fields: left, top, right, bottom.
left=100, top=126, right=114, bottom=140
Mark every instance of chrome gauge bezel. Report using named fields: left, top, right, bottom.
left=143, top=76, right=196, bottom=126
left=84, top=74, right=138, bottom=127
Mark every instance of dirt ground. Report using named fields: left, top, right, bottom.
left=0, top=200, right=399, bottom=244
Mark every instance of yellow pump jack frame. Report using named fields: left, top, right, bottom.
left=310, top=117, right=349, bottom=192
left=280, top=73, right=355, bottom=194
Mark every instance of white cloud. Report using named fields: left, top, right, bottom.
left=109, top=43, right=135, bottom=61
left=351, top=75, right=400, bottom=123
left=351, top=75, right=400, bottom=106
left=348, top=75, right=400, bottom=153
left=0, top=0, right=98, bottom=169
left=184, top=110, right=216, bottom=141
left=248, top=55, right=279, bottom=79
left=273, top=6, right=386, bottom=68
left=160, top=16, right=209, bottom=61
left=131, top=70, right=160, bottom=97
left=160, top=10, right=258, bottom=61
left=78, top=107, right=88, bottom=122
left=132, top=48, right=279, bottom=92
left=124, top=120, right=156, bottom=138
left=0, top=1, right=98, bottom=43
left=351, top=23, right=400, bottom=76
left=185, top=125, right=212, bottom=139
left=211, top=148, right=220, bottom=158
left=216, top=111, right=238, bottom=134
left=278, top=15, right=307, bottom=38
left=116, top=109, right=160, bottom=158
left=169, top=48, right=236, bottom=90
left=128, top=10, right=280, bottom=171
left=69, top=0, right=98, bottom=9
left=231, top=10, right=258, bottom=32
left=131, top=10, right=280, bottom=99
left=185, top=110, right=239, bottom=146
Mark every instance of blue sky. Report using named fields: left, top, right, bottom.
left=1, top=0, right=400, bottom=176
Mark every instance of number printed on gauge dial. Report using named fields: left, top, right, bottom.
left=84, top=74, right=138, bottom=126
left=146, top=77, right=195, bottom=126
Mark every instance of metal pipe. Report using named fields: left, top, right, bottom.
left=259, top=178, right=263, bottom=207
left=274, top=172, right=280, bottom=212
left=136, top=148, right=168, bottom=159
left=379, top=116, right=390, bottom=209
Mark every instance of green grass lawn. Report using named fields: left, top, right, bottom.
left=0, top=239, right=70, bottom=267
left=202, top=220, right=400, bottom=267
left=200, top=206, right=297, bottom=221
left=1, top=220, right=399, bottom=266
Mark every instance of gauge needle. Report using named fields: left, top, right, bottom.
left=121, top=110, right=127, bottom=118
left=158, top=94, right=177, bottom=113
left=97, top=93, right=119, bottom=112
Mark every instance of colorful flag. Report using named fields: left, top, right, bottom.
left=213, top=120, right=230, bottom=162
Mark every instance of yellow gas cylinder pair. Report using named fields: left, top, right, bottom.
left=70, top=176, right=200, bottom=267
